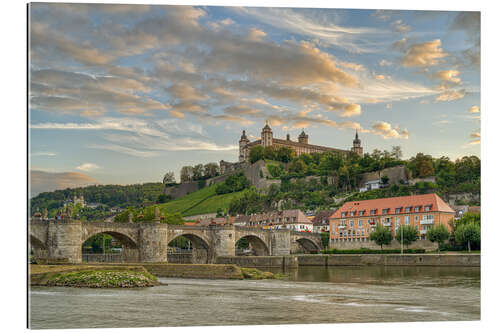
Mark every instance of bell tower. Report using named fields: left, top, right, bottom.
left=298, top=129, right=308, bottom=144
left=351, top=129, right=363, bottom=157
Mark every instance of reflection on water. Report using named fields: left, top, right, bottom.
left=29, top=266, right=480, bottom=329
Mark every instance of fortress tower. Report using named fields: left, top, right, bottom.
left=298, top=130, right=309, bottom=144
left=261, top=121, right=273, bottom=147
left=239, top=130, right=250, bottom=162
left=351, top=130, right=363, bottom=157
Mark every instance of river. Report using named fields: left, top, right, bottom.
left=29, top=266, right=480, bottom=329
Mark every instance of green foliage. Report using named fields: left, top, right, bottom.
left=266, top=162, right=284, bottom=178
left=228, top=188, right=267, bottom=215
left=249, top=145, right=265, bottom=163
left=426, top=224, right=450, bottom=253
left=320, top=232, right=330, bottom=248
left=198, top=179, right=206, bottom=190
left=455, top=222, right=480, bottom=252
left=157, top=194, right=171, bottom=204
left=408, top=153, right=434, bottom=178
left=395, top=225, right=419, bottom=248
left=215, top=172, right=251, bottom=195
left=30, top=183, right=165, bottom=217
left=113, top=205, right=184, bottom=224
left=369, top=224, right=393, bottom=249
left=82, top=233, right=114, bottom=253
left=236, top=238, right=250, bottom=249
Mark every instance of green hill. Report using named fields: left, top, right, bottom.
left=159, top=185, right=245, bottom=217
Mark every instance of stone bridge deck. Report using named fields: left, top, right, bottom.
left=29, top=218, right=323, bottom=264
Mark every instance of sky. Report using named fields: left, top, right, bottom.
left=28, top=3, right=480, bottom=195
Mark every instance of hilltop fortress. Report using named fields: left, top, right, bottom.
left=238, top=122, right=363, bottom=163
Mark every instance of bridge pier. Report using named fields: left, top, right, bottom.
left=138, top=223, right=169, bottom=263
left=46, top=219, right=83, bottom=263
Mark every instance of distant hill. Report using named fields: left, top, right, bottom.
left=30, top=182, right=165, bottom=216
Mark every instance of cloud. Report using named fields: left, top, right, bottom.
left=339, top=61, right=366, bottom=71
left=371, top=121, right=409, bottom=139
left=432, top=70, right=461, bottom=83
left=379, top=59, right=392, bottom=66
left=391, top=20, right=411, bottom=33
left=401, top=39, right=448, bottom=67
left=31, top=151, right=57, bottom=157
left=435, top=89, right=466, bottom=102
left=469, top=105, right=480, bottom=113
left=468, top=130, right=481, bottom=145
left=450, top=12, right=480, bottom=66
left=30, top=170, right=98, bottom=197
left=76, top=163, right=100, bottom=172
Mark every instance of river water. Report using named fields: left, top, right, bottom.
left=29, top=266, right=480, bottom=329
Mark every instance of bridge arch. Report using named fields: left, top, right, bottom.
left=29, top=234, right=48, bottom=260
left=168, top=233, right=210, bottom=264
left=236, top=234, right=270, bottom=256
left=295, top=237, right=322, bottom=254
left=81, top=231, right=139, bottom=263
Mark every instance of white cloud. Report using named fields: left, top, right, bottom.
left=371, top=121, right=409, bottom=139
left=76, top=163, right=100, bottom=172
left=468, top=105, right=480, bottom=113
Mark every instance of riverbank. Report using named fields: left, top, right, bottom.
left=29, top=263, right=283, bottom=287
left=30, top=264, right=159, bottom=288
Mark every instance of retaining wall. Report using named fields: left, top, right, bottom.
left=329, top=239, right=438, bottom=251
left=297, top=254, right=480, bottom=267
left=216, top=255, right=299, bottom=268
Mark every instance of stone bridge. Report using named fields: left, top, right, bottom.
left=29, top=218, right=323, bottom=264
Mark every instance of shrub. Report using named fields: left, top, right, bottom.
left=321, top=248, right=425, bottom=254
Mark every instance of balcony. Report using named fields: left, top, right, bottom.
left=420, top=229, right=427, bottom=234
left=420, top=219, right=434, bottom=225
left=338, top=225, right=346, bottom=229
left=382, top=222, right=392, bottom=227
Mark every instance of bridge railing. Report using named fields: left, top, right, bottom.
left=82, top=253, right=124, bottom=263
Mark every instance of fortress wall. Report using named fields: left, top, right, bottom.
left=359, top=165, right=409, bottom=185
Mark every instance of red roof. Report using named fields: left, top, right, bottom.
left=332, top=193, right=454, bottom=219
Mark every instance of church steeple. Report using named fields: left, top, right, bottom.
left=261, top=121, right=273, bottom=147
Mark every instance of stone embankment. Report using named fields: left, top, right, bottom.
left=216, top=254, right=480, bottom=268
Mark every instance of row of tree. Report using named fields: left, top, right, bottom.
left=179, top=163, right=220, bottom=182
left=369, top=212, right=480, bottom=252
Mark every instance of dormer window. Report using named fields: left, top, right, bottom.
left=405, top=207, right=411, bottom=213
left=370, top=209, right=377, bottom=215
left=382, top=208, right=389, bottom=214
left=350, top=211, right=355, bottom=217
left=359, top=210, right=365, bottom=216
left=341, top=212, right=347, bottom=217
left=395, top=207, right=402, bottom=214
left=425, top=205, right=432, bottom=211
left=414, top=206, right=421, bottom=213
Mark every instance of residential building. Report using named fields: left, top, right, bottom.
left=311, top=209, right=336, bottom=233
left=329, top=193, right=455, bottom=243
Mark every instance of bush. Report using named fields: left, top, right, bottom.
left=215, top=172, right=251, bottom=195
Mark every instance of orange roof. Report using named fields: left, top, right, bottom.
left=183, top=222, right=199, bottom=226
left=331, top=193, right=454, bottom=219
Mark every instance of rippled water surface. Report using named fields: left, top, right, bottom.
left=29, top=266, right=480, bottom=329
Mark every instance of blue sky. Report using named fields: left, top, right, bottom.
left=28, top=3, right=480, bottom=194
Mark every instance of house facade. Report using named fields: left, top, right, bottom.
left=329, top=193, right=455, bottom=243
left=311, top=209, right=337, bottom=233
left=233, top=209, right=313, bottom=232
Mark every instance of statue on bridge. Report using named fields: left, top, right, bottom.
left=128, top=212, right=133, bottom=223
left=154, top=206, right=160, bottom=223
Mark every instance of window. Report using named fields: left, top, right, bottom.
left=361, top=230, right=365, bottom=236
left=415, top=206, right=420, bottom=212
left=415, top=215, right=419, bottom=221
left=382, top=208, right=389, bottom=214
left=405, top=207, right=411, bottom=213
left=425, top=205, right=431, bottom=211
left=384, top=217, right=390, bottom=223
left=350, top=211, right=355, bottom=217
left=370, top=209, right=377, bottom=215
left=341, top=212, right=346, bottom=217
left=395, top=207, right=401, bottom=214
left=359, top=210, right=365, bottom=216
left=358, top=220, right=363, bottom=227
left=404, top=216, right=410, bottom=225
left=349, top=220, right=354, bottom=227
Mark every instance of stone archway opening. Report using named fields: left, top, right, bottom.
left=236, top=235, right=270, bottom=256
left=82, top=231, right=139, bottom=263
left=169, top=234, right=210, bottom=264
left=295, top=238, right=321, bottom=254
left=29, top=235, right=48, bottom=262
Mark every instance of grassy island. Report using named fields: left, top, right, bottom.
left=46, top=270, right=158, bottom=288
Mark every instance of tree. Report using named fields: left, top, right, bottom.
left=157, top=194, right=171, bottom=204
left=180, top=166, right=194, bottom=182
left=391, top=146, right=403, bottom=160
left=369, top=224, right=393, bottom=250
left=163, top=171, right=175, bottom=184
left=455, top=222, right=480, bottom=252
left=193, top=164, right=204, bottom=180
left=249, top=146, right=265, bottom=163
left=263, top=146, right=277, bottom=160
left=427, top=224, right=450, bottom=254
left=204, top=163, right=220, bottom=179
left=288, top=159, right=306, bottom=174
left=409, top=153, right=435, bottom=178
left=381, top=175, right=389, bottom=185
left=396, top=225, right=419, bottom=249
left=276, top=147, right=294, bottom=163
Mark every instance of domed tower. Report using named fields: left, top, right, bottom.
left=261, top=121, right=273, bottom=147
left=239, top=130, right=250, bottom=162
left=351, top=129, right=363, bottom=157
left=298, top=129, right=308, bottom=144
